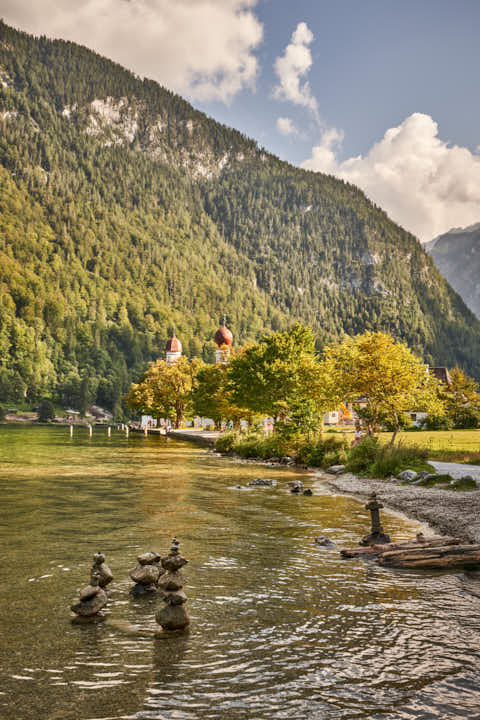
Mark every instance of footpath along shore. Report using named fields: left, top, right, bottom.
left=167, top=429, right=480, bottom=545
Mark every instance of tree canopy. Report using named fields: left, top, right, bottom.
left=321, top=331, right=445, bottom=443
left=125, top=357, right=203, bottom=428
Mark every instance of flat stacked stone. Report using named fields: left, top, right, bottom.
left=360, top=493, right=391, bottom=546
left=92, top=552, right=113, bottom=589
left=156, top=538, right=190, bottom=631
left=130, top=551, right=163, bottom=595
left=71, top=569, right=108, bottom=617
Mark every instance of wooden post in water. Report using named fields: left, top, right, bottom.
left=125, top=426, right=129, bottom=438
left=88, top=424, right=92, bottom=437
left=70, top=424, right=73, bottom=438
left=144, top=425, right=148, bottom=436
left=107, top=426, right=111, bottom=438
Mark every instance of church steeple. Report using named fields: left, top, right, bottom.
left=214, top=316, right=233, bottom=364
left=165, top=327, right=182, bottom=363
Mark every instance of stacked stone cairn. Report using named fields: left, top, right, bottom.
left=360, top=492, right=391, bottom=546
left=92, top=552, right=113, bottom=589
left=71, top=552, right=113, bottom=618
left=130, top=551, right=163, bottom=595
left=156, top=538, right=190, bottom=631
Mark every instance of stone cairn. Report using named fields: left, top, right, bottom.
left=71, top=552, right=113, bottom=618
left=92, top=552, right=113, bottom=589
left=130, top=551, right=163, bottom=595
left=156, top=538, right=190, bottom=631
left=360, top=492, right=391, bottom=546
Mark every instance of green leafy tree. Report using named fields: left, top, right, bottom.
left=228, top=324, right=332, bottom=436
left=192, top=362, right=247, bottom=430
left=38, top=398, right=55, bottom=422
left=443, top=367, right=480, bottom=428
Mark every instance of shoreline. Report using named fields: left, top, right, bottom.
left=206, top=448, right=480, bottom=544
left=4, top=424, right=480, bottom=544
left=318, top=471, right=480, bottom=544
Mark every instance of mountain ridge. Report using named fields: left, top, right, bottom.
left=426, top=223, right=480, bottom=319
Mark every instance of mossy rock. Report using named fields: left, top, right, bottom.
left=418, top=473, right=453, bottom=487
left=450, top=477, right=478, bottom=491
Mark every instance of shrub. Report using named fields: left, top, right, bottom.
left=417, top=473, right=453, bottom=487
left=369, top=444, right=430, bottom=478
left=345, top=436, right=379, bottom=474
left=296, top=434, right=349, bottom=467
left=422, top=415, right=453, bottom=430
left=382, top=412, right=413, bottom=432
left=450, top=476, right=477, bottom=491
left=215, top=432, right=237, bottom=453
left=38, top=399, right=55, bottom=422
left=452, top=407, right=480, bottom=429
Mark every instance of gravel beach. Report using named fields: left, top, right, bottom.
left=317, top=472, right=480, bottom=544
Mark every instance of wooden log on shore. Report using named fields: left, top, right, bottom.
left=340, top=536, right=461, bottom=559
left=379, top=544, right=480, bottom=569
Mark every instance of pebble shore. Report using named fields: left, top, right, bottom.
left=319, top=471, right=480, bottom=544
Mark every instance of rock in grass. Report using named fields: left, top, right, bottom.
left=449, top=476, right=477, bottom=491
left=326, top=465, right=346, bottom=475
left=397, top=470, right=418, bottom=482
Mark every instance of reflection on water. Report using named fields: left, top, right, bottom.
left=0, top=424, right=479, bottom=720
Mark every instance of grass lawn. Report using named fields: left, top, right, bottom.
left=328, top=427, right=480, bottom=463
left=378, top=429, right=480, bottom=463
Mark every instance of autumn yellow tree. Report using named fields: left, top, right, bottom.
left=321, top=331, right=445, bottom=444
left=125, top=357, right=204, bottom=428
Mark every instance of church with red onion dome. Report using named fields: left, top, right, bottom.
left=165, top=331, right=182, bottom=364
left=214, top=320, right=233, bottom=364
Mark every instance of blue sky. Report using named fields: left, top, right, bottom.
left=2, top=0, right=480, bottom=240
left=201, top=0, right=480, bottom=164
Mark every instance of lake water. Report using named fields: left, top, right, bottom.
left=0, top=425, right=479, bottom=720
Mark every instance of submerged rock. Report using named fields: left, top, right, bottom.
left=315, top=536, right=336, bottom=547
left=290, top=481, right=303, bottom=494
left=71, top=570, right=108, bottom=617
left=248, top=478, right=274, bottom=486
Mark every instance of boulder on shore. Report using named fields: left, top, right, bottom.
left=397, top=470, right=418, bottom=482
left=326, top=465, right=346, bottom=475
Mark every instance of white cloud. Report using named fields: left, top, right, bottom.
left=273, top=21, right=318, bottom=118
left=302, top=113, right=480, bottom=241
left=0, top=0, right=263, bottom=103
left=276, top=117, right=297, bottom=136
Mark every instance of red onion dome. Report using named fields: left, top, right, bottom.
left=165, top=334, right=182, bottom=353
left=214, top=325, right=233, bottom=347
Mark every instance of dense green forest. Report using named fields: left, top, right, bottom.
left=1, top=21, right=479, bottom=417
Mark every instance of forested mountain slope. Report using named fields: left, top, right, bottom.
left=1, top=20, right=480, bottom=415
left=426, top=224, right=480, bottom=319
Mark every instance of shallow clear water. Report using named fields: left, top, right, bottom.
left=0, top=425, right=479, bottom=720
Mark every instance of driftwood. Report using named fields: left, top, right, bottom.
left=379, top=544, right=480, bottom=569
left=341, top=536, right=480, bottom=569
left=340, top=536, right=460, bottom=559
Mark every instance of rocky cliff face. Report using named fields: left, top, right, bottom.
left=426, top=224, right=480, bottom=318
